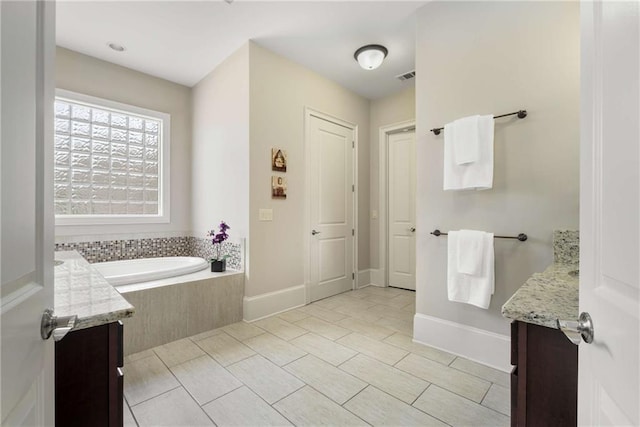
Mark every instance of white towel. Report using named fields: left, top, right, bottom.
left=447, top=230, right=495, bottom=309
left=457, top=229, right=485, bottom=275
left=452, top=115, right=480, bottom=165
left=443, top=114, right=494, bottom=190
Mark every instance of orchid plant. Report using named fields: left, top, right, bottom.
left=208, top=221, right=230, bottom=261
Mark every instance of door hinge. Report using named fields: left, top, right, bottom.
left=352, top=184, right=355, bottom=192
left=352, top=229, right=355, bottom=236
left=352, top=141, right=355, bottom=148
left=352, top=272, right=355, bottom=280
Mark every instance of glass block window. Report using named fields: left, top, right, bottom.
left=54, top=90, right=170, bottom=225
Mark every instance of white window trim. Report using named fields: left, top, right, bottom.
left=54, top=89, right=171, bottom=226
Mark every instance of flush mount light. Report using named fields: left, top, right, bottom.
left=108, top=42, right=126, bottom=52
left=354, top=44, right=388, bottom=70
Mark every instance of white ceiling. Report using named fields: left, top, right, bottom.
left=56, top=1, right=425, bottom=100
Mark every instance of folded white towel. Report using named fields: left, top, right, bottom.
left=447, top=230, right=495, bottom=309
left=443, top=114, right=494, bottom=191
left=452, top=115, right=480, bottom=165
left=457, top=229, right=485, bottom=275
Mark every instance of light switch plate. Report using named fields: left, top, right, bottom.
left=259, top=209, right=273, bottom=221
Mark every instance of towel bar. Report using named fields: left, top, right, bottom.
left=430, top=110, right=527, bottom=135
left=431, top=229, right=528, bottom=242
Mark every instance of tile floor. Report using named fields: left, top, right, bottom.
left=123, top=286, right=510, bottom=426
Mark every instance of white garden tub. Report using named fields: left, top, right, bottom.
left=92, top=256, right=209, bottom=287
left=91, top=255, right=243, bottom=355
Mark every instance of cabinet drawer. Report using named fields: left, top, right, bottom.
left=511, top=366, right=518, bottom=427
left=108, top=325, right=124, bottom=427
left=113, top=368, right=124, bottom=427
left=511, top=321, right=518, bottom=365
left=117, top=321, right=123, bottom=367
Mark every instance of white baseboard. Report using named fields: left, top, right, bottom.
left=413, top=313, right=511, bottom=372
left=243, top=284, right=306, bottom=322
left=357, top=269, right=371, bottom=288
left=369, top=268, right=383, bottom=287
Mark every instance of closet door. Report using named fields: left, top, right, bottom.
left=308, top=114, right=355, bottom=302
left=388, top=131, right=416, bottom=290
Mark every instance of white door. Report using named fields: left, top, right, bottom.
left=387, top=131, right=416, bottom=290
left=308, top=114, right=355, bottom=302
left=1, top=1, right=55, bottom=425
left=579, top=1, right=639, bottom=425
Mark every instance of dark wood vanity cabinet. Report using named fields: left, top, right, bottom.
left=511, top=321, right=578, bottom=427
left=55, top=321, right=124, bottom=427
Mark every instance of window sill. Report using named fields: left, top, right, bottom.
left=55, top=214, right=170, bottom=226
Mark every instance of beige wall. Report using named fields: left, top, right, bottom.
left=415, top=2, right=579, bottom=335
left=247, top=42, right=371, bottom=298
left=55, top=47, right=192, bottom=239
left=369, top=86, right=416, bottom=272
left=191, top=44, right=250, bottom=243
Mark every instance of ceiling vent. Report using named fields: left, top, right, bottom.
left=396, top=70, right=416, bottom=82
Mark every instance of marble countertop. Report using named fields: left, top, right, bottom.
left=502, top=262, right=579, bottom=329
left=55, top=251, right=134, bottom=331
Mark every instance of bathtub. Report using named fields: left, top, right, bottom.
left=93, top=256, right=209, bottom=287
left=92, top=256, right=244, bottom=355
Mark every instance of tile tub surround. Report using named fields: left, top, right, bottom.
left=55, top=236, right=243, bottom=270
left=55, top=236, right=192, bottom=263
left=553, top=229, right=579, bottom=265
left=120, top=271, right=244, bottom=355
left=124, top=286, right=510, bottom=427
left=190, top=237, right=242, bottom=271
left=54, top=251, right=134, bottom=330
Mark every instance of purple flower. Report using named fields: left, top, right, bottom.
left=208, top=221, right=231, bottom=260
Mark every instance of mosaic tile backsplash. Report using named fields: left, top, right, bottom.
left=55, top=236, right=243, bottom=271
left=553, top=230, right=579, bottom=265
left=190, top=238, right=242, bottom=271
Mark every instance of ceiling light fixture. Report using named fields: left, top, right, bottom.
left=108, top=42, right=126, bottom=52
left=354, top=44, right=388, bottom=70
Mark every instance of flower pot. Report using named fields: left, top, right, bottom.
left=211, top=259, right=226, bottom=272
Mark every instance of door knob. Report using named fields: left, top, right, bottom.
left=557, top=312, right=594, bottom=345
left=41, top=308, right=77, bottom=342
left=311, top=230, right=321, bottom=236
left=409, top=227, right=416, bottom=232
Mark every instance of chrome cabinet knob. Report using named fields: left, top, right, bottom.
left=409, top=227, right=416, bottom=232
left=41, top=308, right=77, bottom=342
left=557, top=312, right=594, bottom=345
left=311, top=230, right=321, bottom=236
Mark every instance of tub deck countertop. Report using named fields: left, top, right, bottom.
left=55, top=251, right=135, bottom=331
left=501, top=262, right=579, bottom=329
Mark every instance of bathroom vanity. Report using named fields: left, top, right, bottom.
left=56, top=321, right=124, bottom=427
left=54, top=252, right=134, bottom=427
left=502, top=231, right=579, bottom=427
